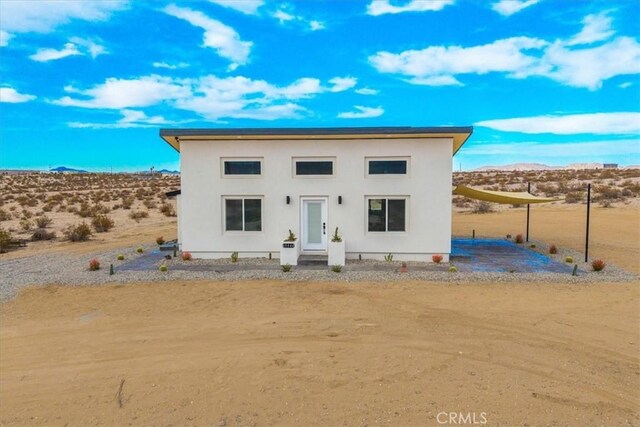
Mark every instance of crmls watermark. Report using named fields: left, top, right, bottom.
left=436, top=411, right=488, bottom=425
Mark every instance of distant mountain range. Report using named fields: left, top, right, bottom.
left=473, top=163, right=638, bottom=171
left=50, top=166, right=88, bottom=173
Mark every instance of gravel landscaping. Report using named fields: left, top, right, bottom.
left=0, top=240, right=636, bottom=302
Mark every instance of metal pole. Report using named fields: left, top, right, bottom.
left=526, top=182, right=531, bottom=242
left=585, top=183, right=591, bottom=262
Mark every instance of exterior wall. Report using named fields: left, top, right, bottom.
left=179, top=137, right=453, bottom=261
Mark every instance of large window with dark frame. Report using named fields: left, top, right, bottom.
left=368, top=159, right=408, bottom=175
left=223, top=160, right=261, bottom=175
left=367, top=198, right=407, bottom=232
left=225, top=198, right=262, bottom=231
left=294, top=160, right=334, bottom=176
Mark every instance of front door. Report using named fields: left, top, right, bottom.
left=301, top=197, right=328, bottom=252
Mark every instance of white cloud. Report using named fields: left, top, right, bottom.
left=153, top=61, right=190, bottom=69
left=163, top=4, right=252, bottom=69
left=476, top=112, right=640, bottom=135
left=0, top=86, right=36, bottom=103
left=0, top=1, right=128, bottom=33
left=209, top=0, right=264, bottom=15
left=369, top=37, right=547, bottom=86
left=273, top=9, right=296, bottom=23
left=618, top=82, right=633, bottom=89
left=370, top=12, right=640, bottom=90
left=53, top=75, right=191, bottom=109
left=69, top=37, right=107, bottom=58
left=566, top=12, right=615, bottom=46
left=355, top=87, right=379, bottom=95
left=338, top=106, right=384, bottom=119
left=30, top=42, right=82, bottom=62
left=0, top=30, right=12, bottom=47
left=367, top=0, right=454, bottom=16
left=309, top=20, right=325, bottom=31
left=328, top=77, right=357, bottom=92
left=68, top=109, right=172, bottom=129
left=491, top=0, right=540, bottom=17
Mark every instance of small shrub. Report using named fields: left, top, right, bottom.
left=117, top=254, right=125, bottom=261
left=331, top=227, right=342, bottom=243
left=19, top=219, right=33, bottom=231
left=432, top=254, right=443, bottom=264
left=529, top=244, right=536, bottom=248
left=472, top=201, right=494, bottom=214
left=181, top=251, right=192, bottom=261
left=159, top=264, right=168, bottom=272
left=0, top=227, right=12, bottom=252
left=565, top=256, right=574, bottom=263
left=549, top=244, right=558, bottom=254
left=31, top=228, right=56, bottom=241
left=91, top=214, right=114, bottom=232
left=331, top=264, right=342, bottom=273
left=282, top=263, right=292, bottom=272
left=136, top=247, right=144, bottom=253
left=231, top=251, right=239, bottom=262
left=129, top=210, right=149, bottom=222
left=89, top=258, right=100, bottom=271
left=591, top=259, right=606, bottom=271
left=156, top=236, right=165, bottom=245
left=515, top=234, right=524, bottom=244
left=35, top=215, right=52, bottom=228
left=385, top=253, right=394, bottom=262
left=159, top=203, right=175, bottom=217
left=64, top=222, right=92, bottom=242
left=121, top=197, right=134, bottom=209
left=448, top=266, right=458, bottom=273
left=285, top=229, right=297, bottom=242
left=0, top=209, right=9, bottom=222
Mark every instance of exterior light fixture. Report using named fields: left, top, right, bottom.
left=338, top=196, right=343, bottom=204
left=286, top=196, right=291, bottom=205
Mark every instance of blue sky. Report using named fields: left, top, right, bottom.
left=1, top=0, right=639, bottom=171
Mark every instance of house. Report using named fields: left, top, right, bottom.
left=160, top=126, right=473, bottom=262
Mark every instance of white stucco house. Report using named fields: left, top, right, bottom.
left=160, top=126, right=472, bottom=263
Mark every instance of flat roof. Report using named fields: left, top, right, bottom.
left=159, top=126, right=473, bottom=155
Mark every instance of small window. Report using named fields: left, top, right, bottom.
left=367, top=198, right=406, bottom=232
left=294, top=159, right=334, bottom=176
left=368, top=160, right=407, bottom=175
left=223, top=160, right=261, bottom=175
left=225, top=198, right=262, bottom=231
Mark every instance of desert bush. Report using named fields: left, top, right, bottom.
left=117, top=254, right=125, bottom=260
left=89, top=258, right=100, bottom=271
left=515, top=234, right=524, bottom=244
left=35, top=215, right=52, bottom=228
left=156, top=236, right=165, bottom=245
left=0, top=209, right=9, bottom=221
left=0, top=227, right=12, bottom=252
left=591, top=259, right=606, bottom=271
left=549, top=244, right=558, bottom=254
left=565, top=256, right=573, bottom=263
left=448, top=266, right=458, bottom=273
left=432, top=254, right=443, bottom=264
left=564, top=191, right=584, bottom=204
left=129, top=210, right=149, bottom=222
left=471, top=201, right=494, bottom=214
left=331, top=264, right=342, bottom=273
left=159, top=264, right=168, bottom=272
left=143, top=199, right=157, bottom=209
left=31, top=228, right=56, bottom=241
left=91, top=214, right=115, bottom=232
left=136, top=247, right=144, bottom=253
left=64, top=222, right=92, bottom=242
left=19, top=219, right=33, bottom=231
left=182, top=251, right=192, bottom=261
left=159, top=203, right=176, bottom=217
left=121, top=197, right=134, bottom=209
left=282, top=264, right=292, bottom=272
left=21, top=209, right=33, bottom=219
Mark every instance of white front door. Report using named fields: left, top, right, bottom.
left=301, top=197, right=328, bottom=252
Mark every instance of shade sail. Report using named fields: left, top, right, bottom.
left=453, top=185, right=560, bottom=204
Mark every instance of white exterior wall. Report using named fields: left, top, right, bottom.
left=179, top=138, right=453, bottom=261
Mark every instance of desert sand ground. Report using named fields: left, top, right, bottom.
left=1, top=172, right=639, bottom=426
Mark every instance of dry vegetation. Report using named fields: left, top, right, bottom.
left=453, top=168, right=640, bottom=211
left=0, top=172, right=179, bottom=249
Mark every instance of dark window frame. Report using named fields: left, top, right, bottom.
left=293, top=158, right=335, bottom=177
left=367, top=197, right=407, bottom=232
left=368, top=159, right=408, bottom=175
left=224, top=197, right=263, bottom=232
left=222, top=158, right=263, bottom=176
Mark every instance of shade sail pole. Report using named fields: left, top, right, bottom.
left=526, top=182, right=531, bottom=242
left=585, top=183, right=591, bottom=262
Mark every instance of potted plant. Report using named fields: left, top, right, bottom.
left=280, top=229, right=299, bottom=266
left=328, top=227, right=345, bottom=267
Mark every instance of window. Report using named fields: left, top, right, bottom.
left=366, top=157, right=409, bottom=176
left=367, top=198, right=407, bottom=232
left=225, top=198, right=262, bottom=231
left=293, top=158, right=334, bottom=176
left=222, top=159, right=262, bottom=176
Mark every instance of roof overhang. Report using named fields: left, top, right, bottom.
left=159, top=126, right=473, bottom=156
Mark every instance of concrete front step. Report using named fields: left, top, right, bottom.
left=298, top=254, right=328, bottom=266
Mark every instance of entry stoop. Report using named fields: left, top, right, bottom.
left=297, top=254, right=328, bottom=266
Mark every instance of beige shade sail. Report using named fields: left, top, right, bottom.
left=453, top=185, right=560, bottom=204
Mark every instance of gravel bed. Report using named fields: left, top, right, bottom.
left=1, top=242, right=636, bottom=302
